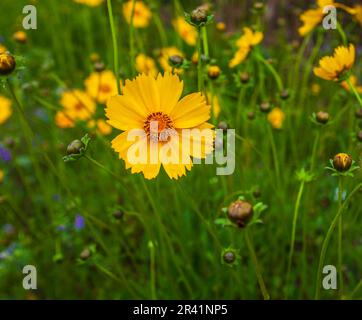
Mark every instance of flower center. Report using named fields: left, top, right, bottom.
left=75, top=103, right=84, bottom=111
left=144, top=112, right=174, bottom=142
left=100, top=84, right=111, bottom=93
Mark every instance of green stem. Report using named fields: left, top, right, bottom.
left=197, top=27, right=203, bottom=93
left=106, top=0, right=121, bottom=94
left=286, top=180, right=305, bottom=292
left=310, top=129, right=321, bottom=172
left=256, top=53, right=283, bottom=92
left=266, top=123, right=281, bottom=188
left=244, top=229, right=270, bottom=300
left=315, top=182, right=362, bottom=299
left=337, top=177, right=343, bottom=296
left=148, top=241, right=157, bottom=299
left=346, top=78, right=362, bottom=108
left=202, top=26, right=209, bottom=59
left=336, top=22, right=347, bottom=46
left=129, top=0, right=136, bottom=76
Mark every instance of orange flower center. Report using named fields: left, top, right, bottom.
left=144, top=112, right=175, bottom=142
left=100, top=84, right=111, bottom=93
left=75, top=103, right=84, bottom=111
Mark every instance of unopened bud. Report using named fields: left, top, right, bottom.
left=332, top=153, right=352, bottom=172
left=316, top=111, right=329, bottom=124
left=0, top=52, right=16, bottom=76
left=66, top=140, right=84, bottom=155
left=227, top=200, right=253, bottom=228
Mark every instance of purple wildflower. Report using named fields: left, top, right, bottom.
left=0, top=145, right=11, bottom=163
left=74, top=214, right=85, bottom=230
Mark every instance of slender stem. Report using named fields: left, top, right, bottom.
left=148, top=241, right=157, bottom=299
left=106, top=0, right=121, bottom=94
left=310, top=129, right=321, bottom=172
left=129, top=0, right=136, bottom=76
left=84, top=154, right=120, bottom=180
left=337, top=177, right=344, bottom=296
left=202, top=26, right=209, bottom=59
left=244, top=229, right=270, bottom=300
left=315, top=182, right=362, bottom=299
left=197, top=27, right=203, bottom=93
left=286, top=180, right=305, bottom=292
left=336, top=22, right=347, bottom=46
left=266, top=123, right=281, bottom=188
left=256, top=53, right=283, bottom=91
left=346, top=78, right=362, bottom=108
left=350, top=279, right=362, bottom=299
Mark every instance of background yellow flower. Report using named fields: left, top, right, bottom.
left=0, top=95, right=12, bottom=124
left=173, top=17, right=198, bottom=46
left=123, top=0, right=151, bottom=28
left=135, top=53, right=158, bottom=75
left=268, top=107, right=285, bottom=129
left=159, top=47, right=184, bottom=74
left=73, top=0, right=104, bottom=7
left=60, top=89, right=96, bottom=121
left=84, top=70, right=119, bottom=104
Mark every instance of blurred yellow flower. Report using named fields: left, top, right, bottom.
left=88, top=119, right=112, bottom=135
left=55, top=111, right=75, bottom=128
left=106, top=72, right=214, bottom=180
left=267, top=107, right=285, bottom=129
left=173, top=17, right=198, bottom=46
left=73, top=0, right=104, bottom=7
left=352, top=5, right=362, bottom=25
left=0, top=44, right=7, bottom=53
left=0, top=170, right=4, bottom=183
left=60, top=90, right=96, bottom=121
left=13, top=30, right=27, bottom=43
left=135, top=53, right=158, bottom=75
left=207, top=92, right=221, bottom=119
left=341, top=75, right=362, bottom=93
left=313, top=44, right=355, bottom=81
left=191, top=52, right=198, bottom=64
left=216, top=22, right=226, bottom=32
left=311, top=83, right=321, bottom=95
left=123, top=0, right=151, bottom=28
left=0, top=95, right=12, bottom=124
left=85, top=70, right=119, bottom=104
left=298, top=0, right=356, bottom=36
left=229, top=27, right=263, bottom=68
left=159, top=47, right=184, bottom=74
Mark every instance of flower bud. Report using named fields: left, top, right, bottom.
left=94, top=61, right=105, bottom=72
left=0, top=51, right=16, bottom=76
left=191, top=8, right=207, bottom=23
left=332, top=153, right=352, bottom=172
left=355, top=108, right=362, bottom=119
left=357, top=131, right=362, bottom=142
left=280, top=89, right=290, bottom=100
left=208, top=65, right=221, bottom=79
left=66, top=140, right=85, bottom=155
left=217, top=121, right=228, bottom=131
left=240, top=72, right=250, bottom=84
left=168, top=55, right=184, bottom=68
left=259, top=101, right=271, bottom=113
left=223, top=251, right=236, bottom=264
left=227, top=200, right=253, bottom=228
left=80, top=248, right=91, bottom=261
left=113, top=210, right=124, bottom=220
left=316, top=111, right=329, bottom=124
left=247, top=111, right=255, bottom=120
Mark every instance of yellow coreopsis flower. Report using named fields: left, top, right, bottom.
left=135, top=53, right=158, bottom=75
left=0, top=95, right=12, bottom=124
left=298, top=0, right=356, bottom=36
left=73, top=0, right=104, bottom=6
left=88, top=119, right=112, bottom=135
left=229, top=27, right=263, bottom=68
left=55, top=111, right=75, bottom=129
left=60, top=90, right=96, bottom=121
left=123, top=0, right=152, bottom=28
left=84, top=70, right=119, bottom=104
left=106, top=72, right=214, bottom=180
left=341, top=75, right=362, bottom=93
left=159, top=47, right=184, bottom=74
left=173, top=17, right=198, bottom=46
left=207, top=92, right=221, bottom=118
left=313, top=44, right=355, bottom=81
left=267, top=107, right=285, bottom=129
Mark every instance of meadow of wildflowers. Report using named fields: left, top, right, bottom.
left=0, top=0, right=361, bottom=300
